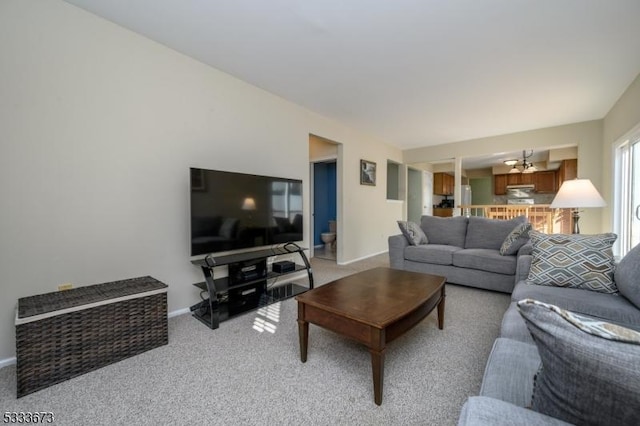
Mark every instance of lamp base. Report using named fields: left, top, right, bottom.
left=571, top=210, right=580, bottom=234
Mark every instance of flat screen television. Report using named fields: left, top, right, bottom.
left=190, top=167, right=303, bottom=256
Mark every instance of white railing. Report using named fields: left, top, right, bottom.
left=458, top=205, right=572, bottom=234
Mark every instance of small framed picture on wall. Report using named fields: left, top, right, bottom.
left=360, top=159, right=376, bottom=186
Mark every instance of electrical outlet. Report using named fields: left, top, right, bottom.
left=58, top=283, right=73, bottom=291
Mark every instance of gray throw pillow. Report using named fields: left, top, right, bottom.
left=517, top=298, right=640, bottom=425
left=499, top=222, right=532, bottom=255
left=615, top=242, right=640, bottom=309
left=397, top=220, right=428, bottom=245
left=526, top=230, right=618, bottom=294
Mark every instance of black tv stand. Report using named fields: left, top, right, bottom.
left=190, top=243, right=313, bottom=329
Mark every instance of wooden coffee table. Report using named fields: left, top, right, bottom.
left=295, top=267, right=446, bottom=405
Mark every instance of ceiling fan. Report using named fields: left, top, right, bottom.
left=504, top=150, right=538, bottom=174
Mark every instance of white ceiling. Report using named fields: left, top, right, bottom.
left=63, top=0, right=640, bottom=149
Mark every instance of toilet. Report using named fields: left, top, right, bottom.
left=320, top=220, right=337, bottom=250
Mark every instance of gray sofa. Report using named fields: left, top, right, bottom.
left=389, top=215, right=530, bottom=293
left=458, top=239, right=640, bottom=425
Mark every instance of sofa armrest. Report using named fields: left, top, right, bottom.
left=388, top=234, right=409, bottom=269
left=458, top=396, right=572, bottom=426
left=515, top=254, right=532, bottom=283
left=517, top=242, right=532, bottom=256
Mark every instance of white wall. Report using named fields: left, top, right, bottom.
left=0, top=1, right=403, bottom=360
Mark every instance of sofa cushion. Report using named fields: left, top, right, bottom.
left=420, top=215, right=468, bottom=247
left=517, top=299, right=640, bottom=426
left=453, top=249, right=517, bottom=275
left=464, top=216, right=527, bottom=250
left=512, top=281, right=640, bottom=331
left=397, top=220, right=428, bottom=245
left=615, top=242, right=640, bottom=309
left=500, top=222, right=532, bottom=255
left=404, top=244, right=461, bottom=265
left=526, top=231, right=618, bottom=294
left=458, top=396, right=573, bottom=426
left=479, top=338, right=540, bottom=407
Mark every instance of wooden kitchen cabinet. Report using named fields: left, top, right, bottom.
left=434, top=173, right=454, bottom=196
left=534, top=171, right=557, bottom=193
left=505, top=172, right=534, bottom=185
left=495, top=170, right=552, bottom=194
left=506, top=174, right=520, bottom=185
left=519, top=173, right=534, bottom=185
left=557, top=159, right=577, bottom=190
left=494, top=174, right=507, bottom=195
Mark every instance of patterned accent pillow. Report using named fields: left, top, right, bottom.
left=520, top=299, right=640, bottom=343
left=526, top=230, right=618, bottom=294
left=499, top=222, right=532, bottom=255
left=397, top=221, right=428, bottom=246
left=517, top=299, right=640, bottom=425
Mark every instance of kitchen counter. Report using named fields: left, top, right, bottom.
left=432, top=208, right=454, bottom=217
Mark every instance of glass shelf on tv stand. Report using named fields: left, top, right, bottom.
left=190, top=243, right=313, bottom=329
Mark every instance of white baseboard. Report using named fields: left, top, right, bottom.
left=0, top=357, right=16, bottom=368
left=169, top=307, right=190, bottom=318
left=338, top=249, right=389, bottom=266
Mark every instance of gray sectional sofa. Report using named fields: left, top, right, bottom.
left=458, top=235, right=640, bottom=425
left=389, top=215, right=530, bottom=293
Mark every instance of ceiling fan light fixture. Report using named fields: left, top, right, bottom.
left=504, top=150, right=537, bottom=173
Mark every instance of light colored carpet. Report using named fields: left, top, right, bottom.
left=0, top=254, right=510, bottom=425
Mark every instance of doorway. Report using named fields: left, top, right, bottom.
left=407, top=168, right=423, bottom=223
left=309, top=134, right=340, bottom=262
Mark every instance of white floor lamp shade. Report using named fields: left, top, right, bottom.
left=549, top=179, right=606, bottom=234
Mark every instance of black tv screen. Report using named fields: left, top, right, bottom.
left=190, top=168, right=303, bottom=256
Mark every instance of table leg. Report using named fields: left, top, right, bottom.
left=437, top=288, right=446, bottom=330
left=297, top=302, right=309, bottom=362
left=370, top=348, right=385, bottom=405
left=370, top=328, right=386, bottom=405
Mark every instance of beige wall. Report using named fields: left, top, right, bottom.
left=403, top=120, right=604, bottom=233
left=602, top=73, right=640, bottom=230
left=0, top=1, right=403, bottom=361
left=309, top=134, right=339, bottom=160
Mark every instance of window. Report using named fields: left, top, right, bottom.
left=613, top=129, right=640, bottom=257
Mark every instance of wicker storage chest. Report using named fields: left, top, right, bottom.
left=15, top=276, right=168, bottom=398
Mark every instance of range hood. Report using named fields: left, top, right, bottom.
left=505, top=184, right=535, bottom=190
left=506, top=184, right=535, bottom=198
